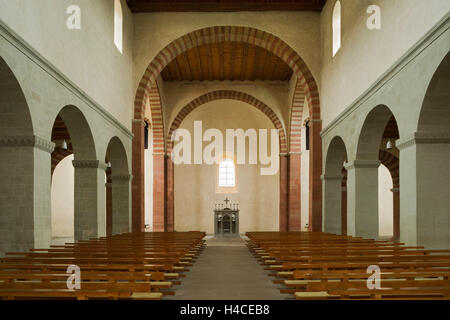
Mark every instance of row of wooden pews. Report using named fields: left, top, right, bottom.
left=0, top=231, right=206, bottom=300
left=246, top=232, right=450, bottom=300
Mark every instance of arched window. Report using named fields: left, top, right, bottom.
left=114, top=0, right=123, bottom=54
left=332, top=0, right=341, bottom=57
left=218, top=160, right=235, bottom=187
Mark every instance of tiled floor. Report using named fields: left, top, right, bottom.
left=168, top=236, right=283, bottom=300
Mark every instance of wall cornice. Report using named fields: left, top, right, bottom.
left=72, top=160, right=108, bottom=170
left=0, top=19, right=133, bottom=140
left=344, top=160, right=380, bottom=170
left=321, top=13, right=450, bottom=139
left=0, top=135, right=55, bottom=153
left=396, top=132, right=450, bottom=150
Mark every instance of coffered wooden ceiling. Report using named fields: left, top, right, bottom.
left=161, top=42, right=293, bottom=82
left=126, top=0, right=326, bottom=12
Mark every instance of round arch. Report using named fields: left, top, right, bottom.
left=134, top=26, right=320, bottom=135
left=0, top=56, right=33, bottom=136
left=167, top=90, right=287, bottom=154
left=410, top=50, right=450, bottom=248
left=356, top=104, right=397, bottom=160
left=417, top=51, right=450, bottom=134
left=55, top=105, right=97, bottom=161
left=134, top=26, right=322, bottom=233
left=106, top=136, right=131, bottom=235
left=323, top=136, right=348, bottom=235
left=0, top=55, right=36, bottom=255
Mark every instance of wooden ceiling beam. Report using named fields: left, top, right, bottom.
left=183, top=51, right=194, bottom=81
left=229, top=42, right=236, bottom=81
left=219, top=42, right=224, bottom=81
left=194, top=45, right=206, bottom=81
left=239, top=43, right=248, bottom=81
left=207, top=43, right=214, bottom=80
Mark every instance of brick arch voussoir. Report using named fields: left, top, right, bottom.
left=166, top=90, right=287, bottom=154
left=289, top=82, right=307, bottom=153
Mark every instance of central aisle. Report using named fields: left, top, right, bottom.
left=170, top=236, right=283, bottom=300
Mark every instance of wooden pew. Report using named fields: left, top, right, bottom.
left=0, top=231, right=206, bottom=300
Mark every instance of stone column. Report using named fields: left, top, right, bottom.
left=72, top=160, right=107, bottom=241
left=391, top=187, right=400, bottom=241
left=288, top=152, right=301, bottom=231
left=0, top=135, right=54, bottom=256
left=345, top=160, right=380, bottom=239
left=105, top=180, right=112, bottom=236
left=309, top=120, right=323, bottom=232
left=397, top=132, right=450, bottom=249
left=341, top=186, right=347, bottom=235
left=279, top=153, right=289, bottom=231
left=166, top=155, right=174, bottom=232
left=321, top=174, right=343, bottom=234
left=153, top=153, right=166, bottom=231
left=111, top=173, right=132, bottom=235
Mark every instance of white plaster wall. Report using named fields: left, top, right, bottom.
left=378, top=164, right=393, bottom=237
left=320, top=0, right=450, bottom=127
left=0, top=0, right=135, bottom=130
left=51, top=155, right=74, bottom=238
left=174, top=100, right=279, bottom=234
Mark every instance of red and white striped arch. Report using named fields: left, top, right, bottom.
left=134, top=26, right=321, bottom=144
left=166, top=90, right=287, bottom=154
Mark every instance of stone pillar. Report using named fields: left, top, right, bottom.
left=0, top=135, right=54, bottom=256
left=132, top=119, right=145, bottom=232
left=341, top=186, right=347, bottom=235
left=279, top=153, right=289, bottom=231
left=153, top=153, right=166, bottom=231
left=72, top=160, right=107, bottom=241
left=345, top=160, right=380, bottom=239
left=309, top=120, right=322, bottom=232
left=321, top=174, right=343, bottom=234
left=288, top=152, right=301, bottom=231
left=391, top=187, right=400, bottom=241
left=111, top=173, right=132, bottom=235
left=105, top=171, right=112, bottom=236
left=166, top=155, right=174, bottom=232
left=397, top=132, right=450, bottom=249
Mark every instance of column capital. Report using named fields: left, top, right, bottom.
left=0, top=135, right=55, bottom=153
left=396, top=132, right=450, bottom=150
left=289, top=152, right=302, bottom=156
left=72, top=160, right=107, bottom=171
left=279, top=153, right=289, bottom=157
left=344, top=159, right=380, bottom=170
left=110, top=173, right=133, bottom=181
left=321, top=174, right=343, bottom=181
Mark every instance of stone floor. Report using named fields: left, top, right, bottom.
left=168, top=236, right=284, bottom=300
